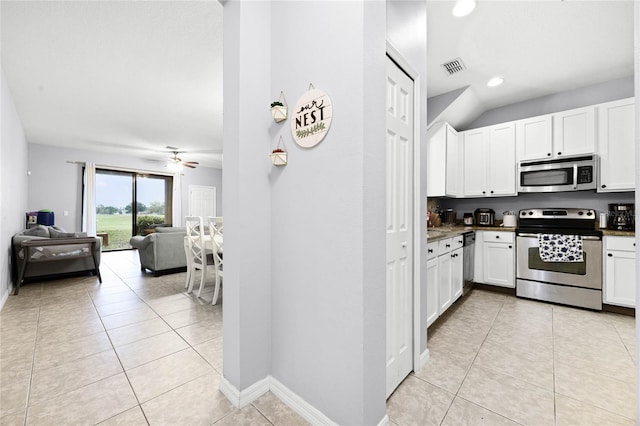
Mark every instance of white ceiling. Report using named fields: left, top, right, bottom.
left=1, top=1, right=635, bottom=169
left=1, top=1, right=223, bottom=168
left=427, top=0, right=635, bottom=111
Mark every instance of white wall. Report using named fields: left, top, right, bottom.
left=27, top=143, right=222, bottom=231
left=0, top=70, right=29, bottom=308
left=463, top=76, right=634, bottom=130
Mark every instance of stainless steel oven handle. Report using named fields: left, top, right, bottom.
left=517, top=233, right=601, bottom=240
left=573, top=164, right=578, bottom=190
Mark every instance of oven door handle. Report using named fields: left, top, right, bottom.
left=518, top=233, right=601, bottom=241
left=573, top=164, right=578, bottom=190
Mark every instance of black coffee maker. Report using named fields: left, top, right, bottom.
left=608, top=203, right=635, bottom=231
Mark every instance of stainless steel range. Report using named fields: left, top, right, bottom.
left=516, top=208, right=602, bottom=310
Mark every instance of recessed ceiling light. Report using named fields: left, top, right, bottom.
left=487, top=77, right=504, bottom=87
left=452, top=0, right=476, bottom=17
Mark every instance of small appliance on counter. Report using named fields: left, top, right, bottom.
left=502, top=210, right=517, bottom=227
left=463, top=213, right=474, bottom=225
left=444, top=209, right=457, bottom=226
left=608, top=203, right=635, bottom=231
left=474, top=208, right=495, bottom=226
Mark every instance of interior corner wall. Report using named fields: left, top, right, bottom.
left=267, top=2, right=386, bottom=424
left=387, top=0, right=429, bottom=356
left=27, top=143, right=222, bottom=231
left=221, top=0, right=272, bottom=392
left=0, top=70, right=28, bottom=308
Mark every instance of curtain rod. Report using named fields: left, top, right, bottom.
left=66, top=160, right=180, bottom=177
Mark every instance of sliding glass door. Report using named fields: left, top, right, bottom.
left=95, top=169, right=173, bottom=251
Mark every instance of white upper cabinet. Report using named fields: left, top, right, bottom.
left=462, top=129, right=486, bottom=197
left=462, top=123, right=516, bottom=197
left=516, top=115, right=553, bottom=161
left=487, top=123, right=516, bottom=196
left=427, top=122, right=461, bottom=197
left=597, top=97, right=636, bottom=192
left=445, top=125, right=462, bottom=197
left=552, top=105, right=596, bottom=157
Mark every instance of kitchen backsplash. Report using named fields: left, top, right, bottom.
left=431, top=191, right=635, bottom=220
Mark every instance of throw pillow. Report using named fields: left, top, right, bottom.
left=155, top=227, right=186, bottom=233
left=49, top=228, right=87, bottom=238
left=23, top=225, right=50, bottom=237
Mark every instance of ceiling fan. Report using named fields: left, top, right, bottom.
left=166, top=148, right=199, bottom=169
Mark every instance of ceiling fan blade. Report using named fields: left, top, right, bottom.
left=183, top=161, right=199, bottom=165
left=183, top=163, right=197, bottom=169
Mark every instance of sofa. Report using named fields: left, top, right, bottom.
left=12, top=225, right=102, bottom=294
left=129, top=227, right=187, bottom=275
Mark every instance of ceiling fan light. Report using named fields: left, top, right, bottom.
left=487, top=76, right=504, bottom=87
left=452, top=0, right=476, bottom=17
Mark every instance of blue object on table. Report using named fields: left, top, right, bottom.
left=37, top=209, right=55, bottom=226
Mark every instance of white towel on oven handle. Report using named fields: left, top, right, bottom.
left=538, top=234, right=583, bottom=262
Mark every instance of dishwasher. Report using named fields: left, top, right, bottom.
left=462, top=231, right=475, bottom=296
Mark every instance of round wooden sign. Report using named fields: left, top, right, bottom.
left=291, top=89, right=332, bottom=148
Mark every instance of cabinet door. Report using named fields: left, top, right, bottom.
left=604, top=250, right=636, bottom=308
left=552, top=106, right=595, bottom=157
left=426, top=257, right=439, bottom=327
left=438, top=253, right=453, bottom=313
left=427, top=123, right=447, bottom=197
left=516, top=115, right=553, bottom=161
left=451, top=247, right=463, bottom=300
left=598, top=98, right=635, bottom=192
left=487, top=123, right=516, bottom=196
left=462, top=129, right=486, bottom=197
left=474, top=231, right=484, bottom=283
left=483, top=242, right=515, bottom=287
left=445, top=125, right=462, bottom=197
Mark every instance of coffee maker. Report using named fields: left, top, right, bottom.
left=608, top=203, right=635, bottom=231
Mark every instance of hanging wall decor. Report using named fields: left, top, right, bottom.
left=270, top=91, right=288, bottom=123
left=270, top=136, right=288, bottom=166
left=291, top=84, right=332, bottom=148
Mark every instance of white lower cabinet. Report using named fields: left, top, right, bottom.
left=603, top=236, right=636, bottom=308
left=475, top=231, right=515, bottom=288
left=426, top=242, right=439, bottom=327
left=426, top=237, right=464, bottom=327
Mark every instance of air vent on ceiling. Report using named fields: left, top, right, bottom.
left=441, top=58, right=466, bottom=75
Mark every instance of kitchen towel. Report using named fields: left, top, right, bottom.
left=538, top=234, right=583, bottom=262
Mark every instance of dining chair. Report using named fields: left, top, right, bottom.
left=185, top=216, right=215, bottom=296
left=207, top=216, right=224, bottom=305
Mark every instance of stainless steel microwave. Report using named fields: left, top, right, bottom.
left=518, top=154, right=598, bottom=193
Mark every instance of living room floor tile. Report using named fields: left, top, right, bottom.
left=33, top=331, right=112, bottom=371
left=96, top=406, right=149, bottom=426
left=115, top=330, right=189, bottom=370
left=29, top=349, right=123, bottom=404
left=125, top=348, right=213, bottom=403
left=25, top=373, right=137, bottom=426
left=141, top=372, right=233, bottom=425
left=101, top=305, right=159, bottom=330
left=107, top=316, right=172, bottom=347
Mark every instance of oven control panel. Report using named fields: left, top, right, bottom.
left=519, top=208, right=596, bottom=220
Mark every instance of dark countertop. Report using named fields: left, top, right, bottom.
left=427, top=225, right=516, bottom=242
left=601, top=229, right=635, bottom=237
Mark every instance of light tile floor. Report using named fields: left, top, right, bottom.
left=0, top=250, right=306, bottom=426
left=1, top=250, right=636, bottom=425
left=389, top=289, right=637, bottom=426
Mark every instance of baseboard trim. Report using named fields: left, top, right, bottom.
left=0, top=288, right=8, bottom=311
left=269, top=376, right=337, bottom=426
left=219, top=375, right=269, bottom=409
left=221, top=374, right=390, bottom=425
left=418, top=348, right=430, bottom=371
left=377, top=414, right=390, bottom=426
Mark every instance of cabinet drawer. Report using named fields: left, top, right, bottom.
left=451, top=234, right=465, bottom=250
left=605, top=236, right=636, bottom=252
left=482, top=231, right=514, bottom=243
left=427, top=242, right=438, bottom=260
left=438, top=238, right=454, bottom=255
